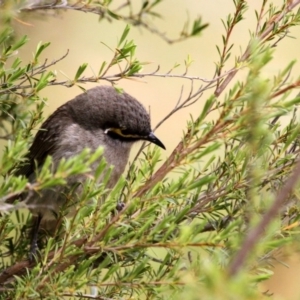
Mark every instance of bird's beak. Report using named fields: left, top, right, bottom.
left=147, top=132, right=166, bottom=150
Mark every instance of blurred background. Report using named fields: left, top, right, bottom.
left=9, top=0, right=300, bottom=298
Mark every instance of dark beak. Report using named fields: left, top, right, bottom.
left=146, top=132, right=166, bottom=150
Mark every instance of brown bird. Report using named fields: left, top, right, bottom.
left=14, top=86, right=165, bottom=258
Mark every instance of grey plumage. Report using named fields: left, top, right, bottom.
left=14, top=86, right=165, bottom=254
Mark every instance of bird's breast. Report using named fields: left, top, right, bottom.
left=55, top=123, right=132, bottom=187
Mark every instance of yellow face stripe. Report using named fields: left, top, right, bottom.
left=104, top=128, right=147, bottom=139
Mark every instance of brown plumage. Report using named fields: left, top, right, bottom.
left=14, top=86, right=165, bottom=258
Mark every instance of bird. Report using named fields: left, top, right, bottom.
left=13, top=85, right=165, bottom=258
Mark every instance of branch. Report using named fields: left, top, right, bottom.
left=228, top=157, right=300, bottom=277
left=20, top=0, right=205, bottom=44
left=214, top=0, right=300, bottom=97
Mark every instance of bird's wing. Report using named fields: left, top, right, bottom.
left=15, top=115, right=61, bottom=178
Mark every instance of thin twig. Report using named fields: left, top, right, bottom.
left=228, top=157, right=300, bottom=276
left=215, top=0, right=300, bottom=97
left=20, top=0, right=197, bottom=44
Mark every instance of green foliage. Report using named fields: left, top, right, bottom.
left=1, top=0, right=300, bottom=299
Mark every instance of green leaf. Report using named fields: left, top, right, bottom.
left=107, top=9, right=120, bottom=20
left=98, top=61, right=107, bottom=76
left=191, top=17, right=209, bottom=36
left=34, top=71, right=55, bottom=92
left=127, top=60, right=142, bottom=76
left=7, top=67, right=26, bottom=83
left=118, top=24, right=131, bottom=47
left=74, top=63, right=88, bottom=81
left=11, top=35, right=28, bottom=51
left=187, top=175, right=216, bottom=190
left=195, top=142, right=222, bottom=160
left=34, top=42, right=51, bottom=61
left=197, top=95, right=215, bottom=124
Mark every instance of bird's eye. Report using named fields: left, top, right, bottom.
left=120, top=129, right=131, bottom=136
left=104, top=128, right=123, bottom=136
left=104, top=127, right=146, bottom=139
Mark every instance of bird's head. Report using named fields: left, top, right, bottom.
left=67, top=86, right=166, bottom=150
